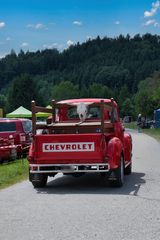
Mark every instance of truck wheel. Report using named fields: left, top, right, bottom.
left=30, top=173, right=48, bottom=188
left=124, top=163, right=132, bottom=175
left=0, top=157, right=3, bottom=164
left=109, top=155, right=124, bottom=187
left=22, top=153, right=27, bottom=158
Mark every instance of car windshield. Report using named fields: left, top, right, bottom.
left=22, top=121, right=32, bottom=133
left=0, top=122, right=16, bottom=132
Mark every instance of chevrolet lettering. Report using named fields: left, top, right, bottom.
left=43, top=142, right=95, bottom=152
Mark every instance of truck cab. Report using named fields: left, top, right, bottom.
left=28, top=98, right=132, bottom=188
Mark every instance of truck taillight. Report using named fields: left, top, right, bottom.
left=20, top=134, right=26, bottom=143
left=28, top=133, right=33, bottom=142
left=32, top=166, right=38, bottom=171
left=9, top=135, right=14, bottom=145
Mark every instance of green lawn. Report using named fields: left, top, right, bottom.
left=0, top=159, right=29, bottom=190
left=124, top=122, right=160, bottom=142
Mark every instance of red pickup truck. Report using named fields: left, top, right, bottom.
left=0, top=118, right=32, bottom=158
left=0, top=137, right=17, bottom=163
left=28, top=98, right=132, bottom=188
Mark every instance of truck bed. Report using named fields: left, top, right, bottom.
left=33, top=133, right=107, bottom=164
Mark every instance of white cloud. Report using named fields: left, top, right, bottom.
left=43, top=43, right=64, bottom=51
left=144, top=19, right=156, bottom=26
left=43, top=43, right=58, bottom=49
left=143, top=19, right=159, bottom=27
left=115, top=21, right=120, bottom=25
left=73, top=21, right=83, bottom=26
left=86, top=35, right=92, bottom=40
left=144, top=10, right=156, bottom=17
left=27, top=23, right=47, bottom=30
left=21, top=42, right=29, bottom=47
left=67, top=40, right=74, bottom=46
left=143, top=18, right=160, bottom=27
left=144, top=1, right=160, bottom=17
left=0, top=22, right=5, bottom=28
left=0, top=53, right=8, bottom=59
left=35, top=23, right=46, bottom=29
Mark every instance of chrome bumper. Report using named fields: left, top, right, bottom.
left=30, top=163, right=110, bottom=173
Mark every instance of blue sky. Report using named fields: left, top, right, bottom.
left=0, top=0, right=160, bottom=57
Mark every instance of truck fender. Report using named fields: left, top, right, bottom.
left=123, top=133, right=132, bottom=162
left=107, top=137, right=123, bottom=169
left=28, top=143, right=35, bottom=163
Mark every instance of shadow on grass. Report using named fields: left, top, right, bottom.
left=36, top=172, right=145, bottom=196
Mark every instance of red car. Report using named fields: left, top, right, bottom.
left=0, top=118, right=32, bottom=158
left=0, top=137, right=17, bottom=163
left=28, top=98, right=132, bottom=188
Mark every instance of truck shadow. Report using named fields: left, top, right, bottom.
left=36, top=172, right=146, bottom=196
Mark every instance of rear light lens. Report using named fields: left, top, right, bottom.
left=28, top=133, right=33, bottom=142
left=32, top=166, right=38, bottom=171
left=9, top=134, right=14, bottom=145
left=20, top=134, right=26, bottom=143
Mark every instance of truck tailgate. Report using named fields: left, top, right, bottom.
left=34, top=133, right=106, bottom=164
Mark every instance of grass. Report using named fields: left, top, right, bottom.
left=124, top=122, right=137, bottom=130
left=0, top=158, right=29, bottom=190
left=124, top=122, right=160, bottom=142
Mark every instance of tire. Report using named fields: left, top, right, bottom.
left=17, top=152, right=22, bottom=159
left=108, top=155, right=124, bottom=187
left=124, top=163, right=132, bottom=175
left=11, top=149, right=17, bottom=160
left=30, top=172, right=48, bottom=188
left=0, top=157, right=3, bottom=164
left=22, top=153, right=27, bottom=158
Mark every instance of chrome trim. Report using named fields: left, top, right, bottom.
left=30, top=163, right=110, bottom=173
left=125, top=161, right=131, bottom=167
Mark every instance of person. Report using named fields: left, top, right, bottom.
left=137, top=113, right=142, bottom=132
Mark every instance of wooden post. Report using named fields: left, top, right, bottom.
left=111, top=98, right=114, bottom=123
left=52, top=99, right=56, bottom=123
left=31, top=100, right=36, bottom=135
left=100, top=100, right=104, bottom=133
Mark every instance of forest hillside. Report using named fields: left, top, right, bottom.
left=0, top=33, right=160, bottom=118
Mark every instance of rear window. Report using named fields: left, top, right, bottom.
left=67, top=106, right=101, bottom=119
left=0, top=122, right=16, bottom=132
left=22, top=121, right=32, bottom=133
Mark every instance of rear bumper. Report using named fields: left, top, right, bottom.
left=29, top=163, right=110, bottom=173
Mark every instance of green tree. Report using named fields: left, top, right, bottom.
left=88, top=83, right=113, bottom=98
left=121, top=98, right=135, bottom=118
left=7, top=74, right=42, bottom=111
left=0, top=94, right=7, bottom=108
left=52, top=81, right=79, bottom=100
left=135, top=71, right=160, bottom=117
left=118, top=85, right=130, bottom=106
left=135, top=87, right=155, bottom=117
